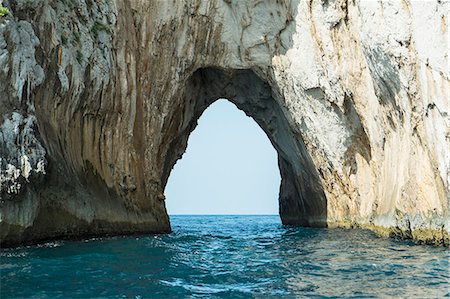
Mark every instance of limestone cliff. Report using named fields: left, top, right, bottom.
left=0, top=0, right=448, bottom=246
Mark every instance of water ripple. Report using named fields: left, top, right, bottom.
left=1, top=215, right=448, bottom=298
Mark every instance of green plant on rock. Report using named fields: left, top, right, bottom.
left=72, top=31, right=81, bottom=44
left=91, top=21, right=111, bottom=38
left=0, top=4, right=9, bottom=17
left=61, top=34, right=69, bottom=45
left=76, top=50, right=84, bottom=64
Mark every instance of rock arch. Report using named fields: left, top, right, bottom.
left=0, top=0, right=448, bottom=246
left=160, top=68, right=327, bottom=226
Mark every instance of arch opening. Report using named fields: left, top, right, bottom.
left=165, top=99, right=281, bottom=215
left=160, top=68, right=327, bottom=227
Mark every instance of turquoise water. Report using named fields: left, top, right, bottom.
left=1, top=215, right=449, bottom=298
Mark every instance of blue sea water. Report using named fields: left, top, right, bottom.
left=1, top=215, right=449, bottom=298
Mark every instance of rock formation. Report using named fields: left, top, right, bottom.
left=0, top=0, right=448, bottom=246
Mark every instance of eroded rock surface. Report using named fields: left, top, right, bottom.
left=0, top=0, right=448, bottom=246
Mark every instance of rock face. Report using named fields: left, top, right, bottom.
left=0, top=0, right=448, bottom=246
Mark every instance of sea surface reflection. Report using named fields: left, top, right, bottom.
left=1, top=215, right=448, bottom=298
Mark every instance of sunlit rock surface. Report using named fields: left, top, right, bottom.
left=0, top=0, right=448, bottom=246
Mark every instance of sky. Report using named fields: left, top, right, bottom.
left=165, top=99, right=281, bottom=215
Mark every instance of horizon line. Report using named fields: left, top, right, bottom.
left=169, top=214, right=279, bottom=216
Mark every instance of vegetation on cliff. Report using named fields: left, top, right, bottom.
left=0, top=4, right=9, bottom=17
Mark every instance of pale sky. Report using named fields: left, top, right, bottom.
left=165, top=99, right=281, bottom=215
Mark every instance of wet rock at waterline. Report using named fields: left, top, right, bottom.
left=0, top=0, right=448, bottom=246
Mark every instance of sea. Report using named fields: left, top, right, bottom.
left=1, top=215, right=449, bottom=298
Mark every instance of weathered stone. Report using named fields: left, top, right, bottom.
left=0, top=0, right=448, bottom=246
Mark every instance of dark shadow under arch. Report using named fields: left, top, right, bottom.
left=160, top=68, right=327, bottom=227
